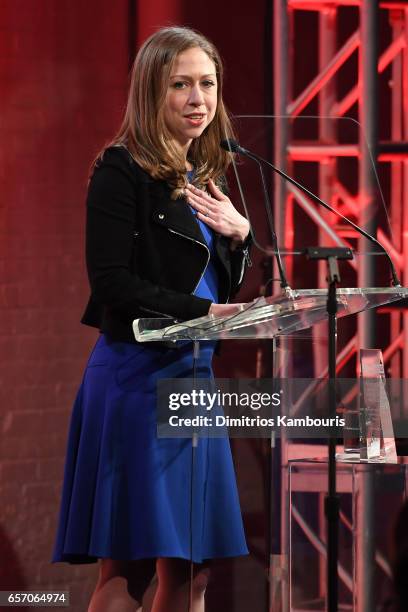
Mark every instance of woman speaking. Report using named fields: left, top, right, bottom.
left=52, top=26, right=251, bottom=611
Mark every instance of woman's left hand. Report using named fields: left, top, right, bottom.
left=186, top=179, right=250, bottom=246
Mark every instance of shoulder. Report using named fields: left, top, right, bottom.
left=92, top=145, right=155, bottom=185
left=86, top=145, right=167, bottom=214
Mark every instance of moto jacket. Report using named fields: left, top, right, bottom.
left=81, top=146, right=252, bottom=342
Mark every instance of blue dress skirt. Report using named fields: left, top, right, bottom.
left=52, top=208, right=248, bottom=564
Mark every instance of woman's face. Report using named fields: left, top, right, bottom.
left=163, top=46, right=218, bottom=153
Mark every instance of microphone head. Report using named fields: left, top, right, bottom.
left=220, top=138, right=241, bottom=153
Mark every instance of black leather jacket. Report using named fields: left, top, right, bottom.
left=81, top=146, right=251, bottom=342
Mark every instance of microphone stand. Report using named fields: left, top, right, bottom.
left=222, top=139, right=401, bottom=612
left=306, top=245, right=353, bottom=612
left=256, top=162, right=289, bottom=290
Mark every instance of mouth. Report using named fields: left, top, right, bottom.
left=184, top=114, right=206, bottom=126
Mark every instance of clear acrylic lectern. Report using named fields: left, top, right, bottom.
left=133, top=286, right=408, bottom=611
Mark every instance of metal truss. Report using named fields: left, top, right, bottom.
left=273, top=0, right=408, bottom=377
left=273, top=1, right=408, bottom=609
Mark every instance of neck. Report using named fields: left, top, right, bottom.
left=169, top=137, right=193, bottom=165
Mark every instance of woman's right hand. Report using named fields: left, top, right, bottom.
left=208, top=303, right=246, bottom=317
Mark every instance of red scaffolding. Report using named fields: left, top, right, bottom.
left=274, top=0, right=408, bottom=375
left=273, top=1, right=408, bottom=609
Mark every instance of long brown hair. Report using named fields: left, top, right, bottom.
left=95, top=26, right=235, bottom=198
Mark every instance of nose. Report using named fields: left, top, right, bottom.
left=188, top=83, right=205, bottom=107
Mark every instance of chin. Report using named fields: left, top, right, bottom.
left=187, top=127, right=208, bottom=140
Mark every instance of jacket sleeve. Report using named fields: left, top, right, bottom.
left=85, top=162, right=212, bottom=322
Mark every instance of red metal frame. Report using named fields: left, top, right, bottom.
left=274, top=0, right=408, bottom=377
left=274, top=1, right=408, bottom=609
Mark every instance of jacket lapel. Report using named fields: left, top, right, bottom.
left=150, top=182, right=208, bottom=246
left=149, top=180, right=231, bottom=290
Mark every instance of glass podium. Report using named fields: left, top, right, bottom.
left=133, top=287, right=408, bottom=344
left=133, top=286, right=408, bottom=611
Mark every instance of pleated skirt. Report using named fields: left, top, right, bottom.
left=52, top=334, right=248, bottom=564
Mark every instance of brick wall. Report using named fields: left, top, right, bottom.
left=0, top=2, right=129, bottom=609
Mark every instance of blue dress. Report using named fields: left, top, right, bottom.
left=52, top=184, right=248, bottom=564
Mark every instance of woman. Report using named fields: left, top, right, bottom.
left=52, top=26, right=251, bottom=611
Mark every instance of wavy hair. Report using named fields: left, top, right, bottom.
left=94, top=26, right=235, bottom=198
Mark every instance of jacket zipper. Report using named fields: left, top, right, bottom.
left=167, top=228, right=210, bottom=294
left=238, top=257, right=246, bottom=286
left=243, top=247, right=252, bottom=267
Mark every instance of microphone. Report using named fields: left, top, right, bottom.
left=221, top=138, right=401, bottom=287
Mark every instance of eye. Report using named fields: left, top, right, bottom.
left=171, top=81, right=188, bottom=90
left=202, top=80, right=216, bottom=88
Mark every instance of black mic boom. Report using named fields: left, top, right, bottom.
left=220, top=139, right=241, bottom=153
left=221, top=138, right=401, bottom=287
